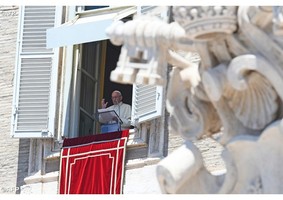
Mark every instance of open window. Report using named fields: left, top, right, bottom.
left=69, top=40, right=133, bottom=137
left=56, top=7, right=136, bottom=138
left=42, top=6, right=167, bottom=139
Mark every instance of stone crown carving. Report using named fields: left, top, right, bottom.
left=173, top=6, right=238, bottom=40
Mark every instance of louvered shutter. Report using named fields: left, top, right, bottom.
left=131, top=7, right=169, bottom=124
left=11, top=6, right=62, bottom=138
left=131, top=84, right=163, bottom=124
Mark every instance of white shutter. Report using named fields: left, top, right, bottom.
left=131, top=84, right=163, bottom=124
left=11, top=6, right=62, bottom=138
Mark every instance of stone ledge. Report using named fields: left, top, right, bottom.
left=24, top=171, right=59, bottom=184
left=125, top=157, right=162, bottom=170
left=45, top=152, right=60, bottom=160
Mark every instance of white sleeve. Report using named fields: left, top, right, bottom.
left=120, top=104, right=132, bottom=127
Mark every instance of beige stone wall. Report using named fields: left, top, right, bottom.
left=0, top=6, right=30, bottom=194
left=168, top=125, right=225, bottom=173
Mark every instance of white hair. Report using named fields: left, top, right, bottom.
left=112, top=90, right=122, bottom=96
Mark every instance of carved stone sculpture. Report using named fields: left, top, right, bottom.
left=106, top=6, right=283, bottom=193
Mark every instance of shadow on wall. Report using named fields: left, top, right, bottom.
left=16, top=139, right=30, bottom=194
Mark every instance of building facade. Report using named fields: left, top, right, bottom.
left=0, top=5, right=180, bottom=194
left=0, top=5, right=226, bottom=194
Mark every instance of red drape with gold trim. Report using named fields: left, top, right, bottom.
left=59, top=130, right=129, bottom=194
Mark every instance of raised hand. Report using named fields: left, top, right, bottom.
left=101, top=98, right=108, bottom=109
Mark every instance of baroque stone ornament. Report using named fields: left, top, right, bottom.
left=106, top=6, right=283, bottom=193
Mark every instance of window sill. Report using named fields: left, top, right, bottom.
left=24, top=171, right=59, bottom=184
left=125, top=157, right=162, bottom=170
left=127, top=128, right=147, bottom=147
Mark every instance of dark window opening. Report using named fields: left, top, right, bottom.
left=84, top=6, right=109, bottom=11
left=78, top=40, right=133, bottom=137
left=103, top=40, right=133, bottom=108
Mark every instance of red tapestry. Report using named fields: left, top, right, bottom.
left=59, top=130, right=129, bottom=194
